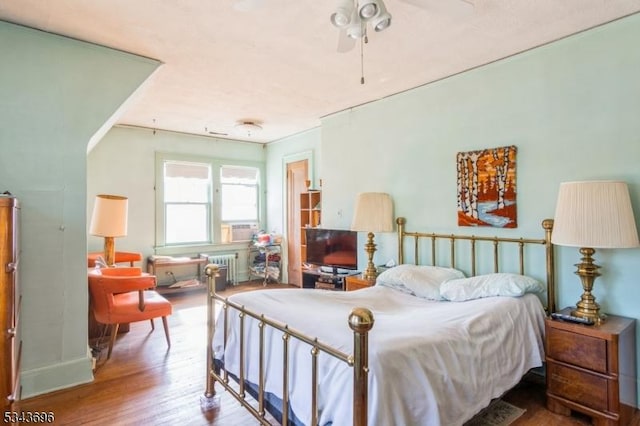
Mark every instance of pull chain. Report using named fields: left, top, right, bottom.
left=360, top=26, right=367, bottom=84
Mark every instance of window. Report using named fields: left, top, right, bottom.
left=221, top=166, right=259, bottom=222
left=163, top=161, right=211, bottom=245
left=155, top=153, right=264, bottom=252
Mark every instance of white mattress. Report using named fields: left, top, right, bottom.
left=214, top=286, right=546, bottom=426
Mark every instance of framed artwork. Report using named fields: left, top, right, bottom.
left=456, top=145, right=517, bottom=228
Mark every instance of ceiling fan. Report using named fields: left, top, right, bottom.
left=333, top=0, right=474, bottom=53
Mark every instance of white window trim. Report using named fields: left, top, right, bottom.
left=154, top=152, right=266, bottom=255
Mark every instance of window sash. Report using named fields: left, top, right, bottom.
left=155, top=152, right=264, bottom=251
left=165, top=202, right=210, bottom=244
left=221, top=183, right=258, bottom=222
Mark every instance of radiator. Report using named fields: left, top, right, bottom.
left=205, top=253, right=239, bottom=286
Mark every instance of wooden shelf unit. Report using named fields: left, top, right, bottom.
left=299, top=190, right=321, bottom=266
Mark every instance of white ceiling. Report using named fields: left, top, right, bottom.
left=2, top=0, right=639, bottom=143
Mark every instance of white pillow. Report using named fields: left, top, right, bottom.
left=376, top=264, right=465, bottom=300
left=440, top=273, right=545, bottom=302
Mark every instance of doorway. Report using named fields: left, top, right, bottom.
left=286, top=159, right=309, bottom=287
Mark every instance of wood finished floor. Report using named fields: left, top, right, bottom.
left=16, top=281, right=639, bottom=425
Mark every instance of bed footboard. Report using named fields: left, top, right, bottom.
left=201, top=264, right=374, bottom=426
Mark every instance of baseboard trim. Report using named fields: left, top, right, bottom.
left=19, top=355, right=94, bottom=400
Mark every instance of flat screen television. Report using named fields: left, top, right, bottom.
left=305, top=228, right=358, bottom=274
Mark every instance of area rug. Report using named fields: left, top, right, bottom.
left=464, top=399, right=526, bottom=426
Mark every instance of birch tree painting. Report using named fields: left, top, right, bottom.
left=457, top=145, right=517, bottom=228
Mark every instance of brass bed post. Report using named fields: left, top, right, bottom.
left=350, top=308, right=374, bottom=426
left=449, top=235, right=455, bottom=268
left=518, top=241, right=525, bottom=275
left=397, top=217, right=406, bottom=264
left=431, top=236, right=436, bottom=266
left=282, top=328, right=290, bottom=426
left=201, top=264, right=221, bottom=410
left=258, top=317, right=266, bottom=417
left=470, top=239, right=477, bottom=276
left=543, top=219, right=556, bottom=315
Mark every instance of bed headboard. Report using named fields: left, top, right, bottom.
left=396, top=217, right=556, bottom=314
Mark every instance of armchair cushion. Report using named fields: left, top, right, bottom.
left=100, top=267, right=143, bottom=277
left=108, top=291, right=172, bottom=324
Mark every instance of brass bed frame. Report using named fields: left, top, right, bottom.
left=201, top=217, right=555, bottom=425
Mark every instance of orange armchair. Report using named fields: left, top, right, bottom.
left=88, top=267, right=172, bottom=359
left=87, top=251, right=143, bottom=268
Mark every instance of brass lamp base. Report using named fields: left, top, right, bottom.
left=571, top=247, right=606, bottom=324
left=362, top=232, right=378, bottom=281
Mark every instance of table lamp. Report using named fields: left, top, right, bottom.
left=351, top=192, right=393, bottom=280
left=89, top=194, right=129, bottom=267
left=551, top=181, right=639, bottom=322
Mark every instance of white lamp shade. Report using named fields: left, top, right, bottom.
left=89, top=194, right=129, bottom=237
left=351, top=192, right=393, bottom=232
left=551, top=181, right=639, bottom=248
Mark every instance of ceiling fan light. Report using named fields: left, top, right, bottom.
left=331, top=13, right=350, bottom=27
left=358, top=0, right=379, bottom=20
left=233, top=121, right=262, bottom=137
left=346, top=10, right=363, bottom=39
left=347, top=24, right=363, bottom=39
left=373, top=14, right=391, bottom=31
left=330, top=0, right=355, bottom=28
left=372, top=1, right=391, bottom=32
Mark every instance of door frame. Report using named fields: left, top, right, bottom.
left=281, top=150, right=314, bottom=284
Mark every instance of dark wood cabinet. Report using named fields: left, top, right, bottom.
left=545, top=308, right=637, bottom=426
left=1, top=196, right=20, bottom=410
left=301, top=269, right=359, bottom=291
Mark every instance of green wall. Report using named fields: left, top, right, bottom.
left=0, top=21, right=159, bottom=397
left=87, top=126, right=266, bottom=282
left=268, top=13, right=640, bottom=401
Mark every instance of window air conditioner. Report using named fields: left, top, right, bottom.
left=231, top=223, right=258, bottom=242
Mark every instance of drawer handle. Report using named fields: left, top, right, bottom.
left=551, top=373, right=570, bottom=384
left=7, top=328, right=16, bottom=337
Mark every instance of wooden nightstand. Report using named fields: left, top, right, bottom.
left=545, top=308, right=637, bottom=426
left=345, top=275, right=375, bottom=291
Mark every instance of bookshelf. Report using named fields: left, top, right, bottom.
left=299, top=190, right=321, bottom=265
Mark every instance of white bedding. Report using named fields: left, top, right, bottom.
left=214, top=286, right=546, bottom=426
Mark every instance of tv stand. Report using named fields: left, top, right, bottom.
left=302, top=268, right=360, bottom=291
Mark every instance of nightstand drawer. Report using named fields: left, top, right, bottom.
left=547, top=327, right=607, bottom=373
left=547, top=361, right=608, bottom=412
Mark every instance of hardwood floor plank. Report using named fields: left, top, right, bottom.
left=16, top=281, right=638, bottom=425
